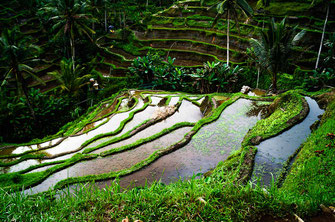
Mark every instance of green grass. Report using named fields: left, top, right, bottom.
left=243, top=91, right=306, bottom=146
left=280, top=96, right=335, bottom=217
left=0, top=174, right=292, bottom=221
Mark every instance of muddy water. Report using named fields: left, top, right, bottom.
left=3, top=138, right=63, bottom=156
left=95, top=99, right=265, bottom=188
left=93, top=101, right=116, bottom=121
left=0, top=147, right=17, bottom=156
left=76, top=117, right=109, bottom=135
left=251, top=97, right=324, bottom=186
left=24, top=127, right=192, bottom=194
left=84, top=105, right=156, bottom=150
left=90, top=100, right=203, bottom=154
left=247, top=89, right=267, bottom=97
left=38, top=100, right=144, bottom=156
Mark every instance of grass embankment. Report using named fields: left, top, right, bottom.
left=0, top=167, right=292, bottom=221
left=280, top=91, right=335, bottom=217
left=243, top=91, right=307, bottom=146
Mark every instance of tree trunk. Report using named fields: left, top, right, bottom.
left=272, top=72, right=277, bottom=93
left=119, top=12, right=122, bottom=28
left=17, top=70, right=36, bottom=119
left=315, top=4, right=329, bottom=70
left=70, top=37, right=75, bottom=70
left=256, top=68, right=260, bottom=88
left=146, top=0, right=149, bottom=10
left=104, top=5, right=107, bottom=32
left=227, top=10, right=230, bottom=66
left=123, top=11, right=126, bottom=28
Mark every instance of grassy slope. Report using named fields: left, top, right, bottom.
left=280, top=93, right=335, bottom=217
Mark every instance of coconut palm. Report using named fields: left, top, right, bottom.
left=0, top=27, right=43, bottom=118
left=204, top=0, right=253, bottom=65
left=249, top=18, right=305, bottom=92
left=42, top=0, right=95, bottom=69
left=87, top=0, right=109, bottom=31
left=49, top=58, right=91, bottom=97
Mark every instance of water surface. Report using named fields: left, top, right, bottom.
left=252, top=97, right=324, bottom=185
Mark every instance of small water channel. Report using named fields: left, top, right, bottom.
left=251, top=97, right=324, bottom=185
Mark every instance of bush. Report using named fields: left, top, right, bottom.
left=0, top=88, right=73, bottom=143
left=129, top=51, right=164, bottom=84
left=129, top=52, right=246, bottom=93
left=192, top=62, right=242, bottom=93
left=302, top=68, right=335, bottom=91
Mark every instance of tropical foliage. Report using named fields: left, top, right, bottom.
left=0, top=88, right=72, bottom=143
left=208, top=0, right=253, bottom=65
left=0, top=27, right=42, bottom=118
left=130, top=52, right=243, bottom=93
left=193, top=61, right=242, bottom=93
left=41, top=0, right=95, bottom=67
left=248, top=18, right=305, bottom=92
left=49, top=59, right=91, bottom=97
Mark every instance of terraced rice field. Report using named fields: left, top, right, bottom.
left=0, top=90, right=271, bottom=194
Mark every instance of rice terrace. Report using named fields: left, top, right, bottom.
left=0, top=0, right=334, bottom=221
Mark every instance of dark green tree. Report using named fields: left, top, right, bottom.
left=0, top=27, right=43, bottom=118
left=42, top=0, right=95, bottom=69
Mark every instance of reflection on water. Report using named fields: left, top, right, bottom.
left=252, top=97, right=324, bottom=186
left=24, top=127, right=192, bottom=195
left=95, top=99, right=265, bottom=189
left=91, top=100, right=202, bottom=154
left=1, top=100, right=145, bottom=173
left=5, top=91, right=282, bottom=195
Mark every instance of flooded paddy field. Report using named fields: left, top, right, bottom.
left=1, top=90, right=320, bottom=195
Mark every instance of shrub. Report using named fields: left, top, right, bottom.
left=0, top=88, right=72, bottom=143
left=302, top=68, right=335, bottom=91
left=192, top=62, right=242, bottom=93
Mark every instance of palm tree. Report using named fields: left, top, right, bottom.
left=87, top=0, right=109, bottom=32
left=249, top=18, right=305, bottom=92
left=49, top=58, right=91, bottom=97
left=0, top=27, right=43, bottom=118
left=206, top=0, right=253, bottom=65
left=42, top=0, right=95, bottom=69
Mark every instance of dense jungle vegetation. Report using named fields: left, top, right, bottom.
left=0, top=0, right=334, bottom=221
